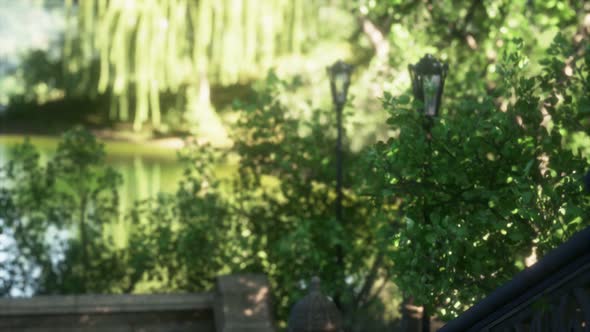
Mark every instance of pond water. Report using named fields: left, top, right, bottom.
left=0, top=135, right=186, bottom=206
left=0, top=135, right=189, bottom=248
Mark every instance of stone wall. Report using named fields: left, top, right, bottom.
left=0, top=274, right=275, bottom=332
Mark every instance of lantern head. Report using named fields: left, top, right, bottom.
left=408, top=54, right=448, bottom=117
left=327, top=60, right=353, bottom=107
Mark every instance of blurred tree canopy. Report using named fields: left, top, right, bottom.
left=0, top=128, right=124, bottom=294
left=64, top=0, right=322, bottom=132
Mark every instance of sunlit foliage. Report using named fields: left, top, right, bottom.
left=371, top=37, right=590, bottom=319
left=0, top=128, right=124, bottom=294
left=65, top=0, right=321, bottom=131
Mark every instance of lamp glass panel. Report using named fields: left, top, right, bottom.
left=422, top=74, right=441, bottom=116
left=333, top=72, right=349, bottom=104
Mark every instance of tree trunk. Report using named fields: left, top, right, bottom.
left=360, top=17, right=390, bottom=63
left=185, top=71, right=230, bottom=147
left=401, top=297, right=422, bottom=332
left=79, top=193, right=88, bottom=292
left=422, top=307, right=430, bottom=332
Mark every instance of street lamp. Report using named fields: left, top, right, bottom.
left=328, top=60, right=353, bottom=108
left=408, top=54, right=448, bottom=118
left=327, top=60, right=352, bottom=309
left=407, top=54, right=448, bottom=332
left=327, top=60, right=353, bottom=222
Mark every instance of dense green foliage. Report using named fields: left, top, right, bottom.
left=0, top=128, right=229, bottom=294
left=0, top=89, right=398, bottom=330
left=371, top=37, right=590, bottom=318
left=124, top=144, right=232, bottom=291
left=0, top=128, right=124, bottom=293
left=229, top=74, right=398, bottom=328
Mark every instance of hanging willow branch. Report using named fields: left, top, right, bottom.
left=64, top=0, right=319, bottom=131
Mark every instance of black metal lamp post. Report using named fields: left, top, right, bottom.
left=327, top=60, right=352, bottom=226
left=408, top=54, right=448, bottom=332
left=327, top=60, right=352, bottom=309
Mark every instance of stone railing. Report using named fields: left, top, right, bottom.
left=0, top=274, right=275, bottom=332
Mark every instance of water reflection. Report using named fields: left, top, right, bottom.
left=0, top=138, right=185, bottom=248
left=0, top=137, right=188, bottom=295
left=108, top=154, right=184, bottom=247
left=0, top=138, right=184, bottom=199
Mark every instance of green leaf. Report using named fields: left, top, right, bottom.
left=397, top=94, right=411, bottom=105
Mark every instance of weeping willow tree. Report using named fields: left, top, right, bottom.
left=64, top=0, right=319, bottom=133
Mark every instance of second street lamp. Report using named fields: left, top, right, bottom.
left=327, top=60, right=353, bottom=309
left=408, top=53, right=449, bottom=119
left=407, top=53, right=448, bottom=332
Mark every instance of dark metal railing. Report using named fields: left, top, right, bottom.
left=439, top=226, right=590, bottom=331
